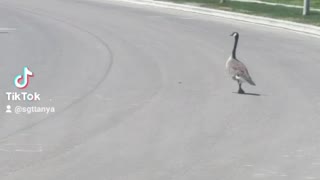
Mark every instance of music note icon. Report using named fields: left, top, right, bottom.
left=14, top=67, right=34, bottom=89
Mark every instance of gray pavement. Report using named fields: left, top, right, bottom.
left=0, top=0, right=320, bottom=179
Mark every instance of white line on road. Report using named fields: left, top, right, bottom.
left=0, top=27, right=16, bottom=33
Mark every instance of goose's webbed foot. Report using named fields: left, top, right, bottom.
left=237, top=80, right=245, bottom=94
left=238, top=88, right=245, bottom=94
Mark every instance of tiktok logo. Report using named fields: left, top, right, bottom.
left=14, top=67, right=34, bottom=89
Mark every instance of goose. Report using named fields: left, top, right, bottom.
left=226, top=32, right=255, bottom=94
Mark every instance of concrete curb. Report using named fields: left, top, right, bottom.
left=105, top=0, right=320, bottom=37
left=230, top=0, right=320, bottom=12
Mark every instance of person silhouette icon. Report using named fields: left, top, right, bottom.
left=6, top=105, right=12, bottom=113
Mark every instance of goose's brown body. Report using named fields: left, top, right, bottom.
left=226, top=56, right=255, bottom=86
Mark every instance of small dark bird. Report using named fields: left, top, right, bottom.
left=226, top=32, right=255, bottom=94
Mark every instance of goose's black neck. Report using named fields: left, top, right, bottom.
left=232, top=35, right=239, bottom=59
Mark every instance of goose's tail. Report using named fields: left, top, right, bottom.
left=246, top=77, right=256, bottom=86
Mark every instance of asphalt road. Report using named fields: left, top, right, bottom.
left=0, top=0, right=320, bottom=179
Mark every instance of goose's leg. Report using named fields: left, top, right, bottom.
left=237, top=80, right=245, bottom=94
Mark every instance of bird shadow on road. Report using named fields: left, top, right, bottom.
left=232, top=92, right=263, bottom=96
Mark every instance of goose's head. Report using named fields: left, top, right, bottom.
left=230, top=32, right=239, bottom=38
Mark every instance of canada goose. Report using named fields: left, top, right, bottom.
left=226, top=32, right=255, bottom=94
